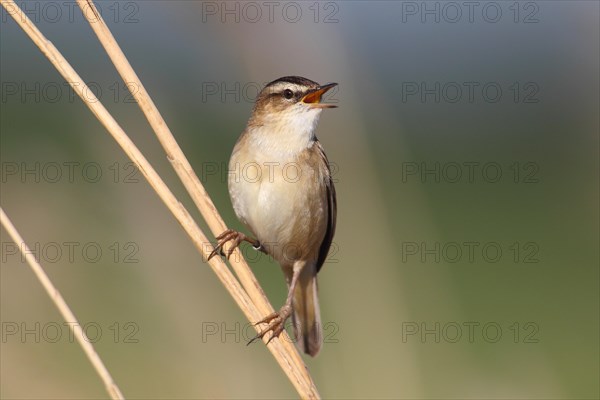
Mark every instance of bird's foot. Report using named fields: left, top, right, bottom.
left=248, top=304, right=293, bottom=346
left=208, top=229, right=264, bottom=260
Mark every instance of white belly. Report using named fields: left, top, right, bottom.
left=228, top=142, right=326, bottom=265
left=230, top=154, right=304, bottom=241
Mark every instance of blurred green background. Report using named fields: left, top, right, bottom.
left=1, top=1, right=598, bottom=399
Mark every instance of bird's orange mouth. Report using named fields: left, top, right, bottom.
left=301, top=83, right=338, bottom=108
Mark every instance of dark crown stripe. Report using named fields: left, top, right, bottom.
left=265, top=76, right=319, bottom=88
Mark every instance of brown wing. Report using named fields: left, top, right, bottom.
left=315, top=141, right=337, bottom=273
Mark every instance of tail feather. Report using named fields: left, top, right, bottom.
left=291, top=266, right=322, bottom=357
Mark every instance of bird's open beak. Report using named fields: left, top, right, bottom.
left=301, top=83, right=338, bottom=108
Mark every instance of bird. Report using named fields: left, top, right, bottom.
left=208, top=76, right=337, bottom=356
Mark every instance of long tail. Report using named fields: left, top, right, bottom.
left=291, top=264, right=322, bottom=357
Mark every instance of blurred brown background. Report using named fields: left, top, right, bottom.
left=1, top=1, right=598, bottom=399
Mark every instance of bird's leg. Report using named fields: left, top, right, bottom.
left=207, top=229, right=266, bottom=261
left=248, top=266, right=302, bottom=346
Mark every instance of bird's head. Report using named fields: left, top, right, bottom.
left=250, top=76, right=337, bottom=133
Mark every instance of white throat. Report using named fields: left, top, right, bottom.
left=248, top=106, right=322, bottom=158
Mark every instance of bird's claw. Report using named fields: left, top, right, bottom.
left=247, top=305, right=292, bottom=346
left=208, top=229, right=256, bottom=261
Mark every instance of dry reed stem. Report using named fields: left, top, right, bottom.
left=1, top=0, right=318, bottom=398
left=0, top=0, right=261, bottom=389
left=75, top=0, right=306, bottom=353
left=72, top=0, right=271, bottom=315
left=0, top=208, right=125, bottom=400
left=76, top=0, right=316, bottom=395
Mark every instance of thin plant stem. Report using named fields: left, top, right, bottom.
left=76, top=0, right=316, bottom=395
left=1, top=0, right=319, bottom=398
left=0, top=208, right=125, bottom=400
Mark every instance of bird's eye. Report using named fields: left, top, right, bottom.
left=283, top=89, right=294, bottom=99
